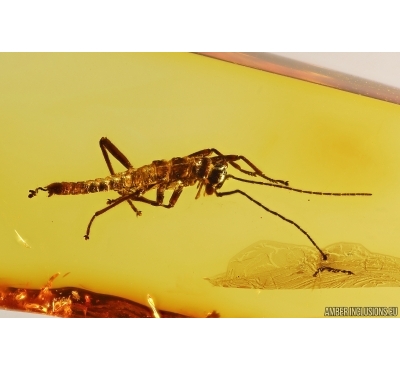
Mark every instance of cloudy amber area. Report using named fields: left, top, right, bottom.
left=1, top=53, right=400, bottom=317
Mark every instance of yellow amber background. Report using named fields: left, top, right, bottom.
left=1, top=53, right=399, bottom=317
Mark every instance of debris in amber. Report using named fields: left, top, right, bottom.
left=206, top=241, right=400, bottom=290
left=0, top=273, right=190, bottom=318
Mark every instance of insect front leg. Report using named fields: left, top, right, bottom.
left=188, top=148, right=224, bottom=158
left=188, top=148, right=288, bottom=186
left=221, top=154, right=289, bottom=186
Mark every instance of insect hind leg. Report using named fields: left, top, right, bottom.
left=99, top=137, right=143, bottom=217
left=84, top=194, right=133, bottom=240
left=99, top=137, right=133, bottom=175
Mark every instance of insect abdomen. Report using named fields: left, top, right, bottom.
left=46, top=181, right=99, bottom=196
left=46, top=177, right=125, bottom=196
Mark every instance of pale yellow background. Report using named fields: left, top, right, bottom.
left=1, top=53, right=399, bottom=317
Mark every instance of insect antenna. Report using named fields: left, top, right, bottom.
left=215, top=189, right=328, bottom=260
left=226, top=175, right=372, bottom=196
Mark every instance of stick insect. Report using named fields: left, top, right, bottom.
left=28, top=137, right=372, bottom=263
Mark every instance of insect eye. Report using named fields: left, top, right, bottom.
left=208, top=164, right=227, bottom=186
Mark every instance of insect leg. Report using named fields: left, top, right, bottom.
left=99, top=137, right=133, bottom=174
left=126, top=202, right=142, bottom=216
left=156, top=186, right=166, bottom=205
left=215, top=189, right=328, bottom=260
left=99, top=137, right=141, bottom=215
left=313, top=266, right=354, bottom=277
left=84, top=194, right=133, bottom=240
left=188, top=149, right=221, bottom=158
left=221, top=154, right=289, bottom=186
left=137, top=184, right=184, bottom=208
left=131, top=196, right=172, bottom=208
left=167, top=184, right=184, bottom=207
left=188, top=148, right=288, bottom=186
